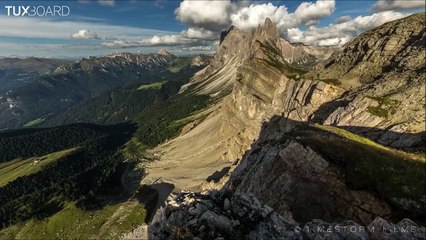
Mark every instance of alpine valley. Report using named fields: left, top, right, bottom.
left=0, top=12, right=425, bottom=240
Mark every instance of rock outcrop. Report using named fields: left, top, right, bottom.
left=230, top=139, right=391, bottom=225
left=149, top=190, right=425, bottom=240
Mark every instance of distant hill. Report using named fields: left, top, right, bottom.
left=0, top=57, right=72, bottom=94
left=41, top=56, right=206, bottom=127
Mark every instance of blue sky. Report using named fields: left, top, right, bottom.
left=0, top=0, right=424, bottom=58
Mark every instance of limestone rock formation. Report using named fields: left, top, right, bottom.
left=149, top=190, right=425, bottom=240
left=180, top=17, right=332, bottom=97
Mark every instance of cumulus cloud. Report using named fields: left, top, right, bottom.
left=287, top=28, right=305, bottom=42
left=72, top=29, right=100, bottom=40
left=294, top=0, right=336, bottom=24
left=100, top=34, right=214, bottom=48
left=335, top=15, right=352, bottom=24
left=230, top=1, right=336, bottom=32
left=230, top=3, right=292, bottom=31
left=181, top=28, right=216, bottom=40
left=372, top=0, right=425, bottom=11
left=285, top=11, right=407, bottom=46
left=103, top=35, right=183, bottom=48
left=175, top=0, right=232, bottom=31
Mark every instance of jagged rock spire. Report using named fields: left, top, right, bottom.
left=254, top=17, right=279, bottom=42
left=220, top=25, right=239, bottom=44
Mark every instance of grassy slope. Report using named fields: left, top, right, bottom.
left=0, top=148, right=78, bottom=187
left=295, top=124, right=426, bottom=214
left=23, top=118, right=46, bottom=128
left=0, top=201, right=146, bottom=239
left=137, top=81, right=167, bottom=91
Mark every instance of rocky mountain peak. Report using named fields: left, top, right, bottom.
left=220, top=25, right=240, bottom=44
left=157, top=48, right=172, bottom=56
left=181, top=17, right=335, bottom=96
left=254, top=17, right=279, bottom=42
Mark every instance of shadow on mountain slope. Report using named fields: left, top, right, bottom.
left=227, top=115, right=426, bottom=226
left=309, top=98, right=426, bottom=152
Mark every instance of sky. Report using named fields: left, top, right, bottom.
left=0, top=0, right=424, bottom=58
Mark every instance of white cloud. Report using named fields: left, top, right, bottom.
left=230, top=3, right=291, bottom=31
left=372, top=0, right=425, bottom=11
left=335, top=15, right=352, bottom=24
left=102, top=35, right=194, bottom=48
left=294, top=0, right=336, bottom=24
left=287, top=28, right=305, bottom=42
left=175, top=0, right=232, bottom=31
left=285, top=11, right=407, bottom=46
left=230, top=1, right=336, bottom=32
left=181, top=28, right=216, bottom=40
left=72, top=29, right=100, bottom=40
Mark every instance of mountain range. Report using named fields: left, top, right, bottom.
left=0, top=12, right=425, bottom=240
left=0, top=51, right=208, bottom=129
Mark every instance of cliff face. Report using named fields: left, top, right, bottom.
left=217, top=18, right=342, bottom=162
left=179, top=26, right=252, bottom=96
left=307, top=13, right=426, bottom=149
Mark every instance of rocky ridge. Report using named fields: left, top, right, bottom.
left=149, top=190, right=425, bottom=240
left=307, top=13, right=425, bottom=149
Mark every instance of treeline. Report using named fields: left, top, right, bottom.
left=0, top=124, right=133, bottom=229
left=0, top=124, right=112, bottom=163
